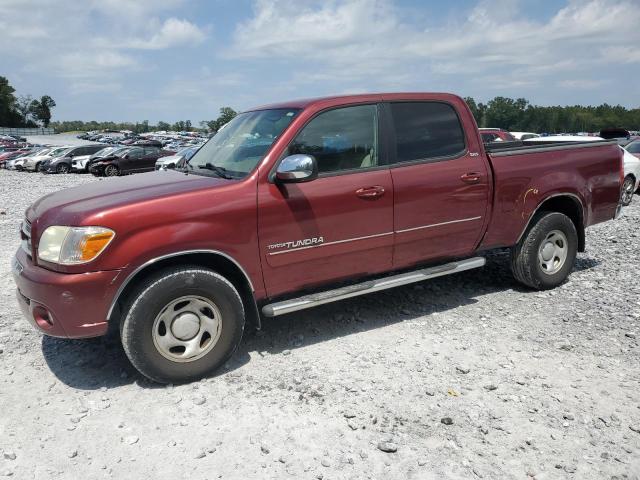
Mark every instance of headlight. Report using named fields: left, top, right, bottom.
left=38, top=226, right=115, bottom=265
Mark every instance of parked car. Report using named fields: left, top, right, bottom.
left=89, top=146, right=174, bottom=176
left=155, top=146, right=199, bottom=170
left=12, top=92, right=623, bottom=383
left=478, top=128, right=517, bottom=143
left=133, top=139, right=163, bottom=148
left=40, top=144, right=105, bottom=174
left=526, top=135, right=640, bottom=206
left=0, top=148, right=31, bottom=168
left=511, top=132, right=540, bottom=140
left=5, top=148, right=44, bottom=170
left=599, top=128, right=632, bottom=146
left=72, top=146, right=117, bottom=172
left=22, top=147, right=66, bottom=172
left=23, top=147, right=74, bottom=172
left=625, top=139, right=640, bottom=159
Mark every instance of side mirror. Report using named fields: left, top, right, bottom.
left=124, top=154, right=130, bottom=159
left=275, top=154, right=318, bottom=183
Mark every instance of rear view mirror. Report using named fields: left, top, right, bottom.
left=275, top=155, right=318, bottom=183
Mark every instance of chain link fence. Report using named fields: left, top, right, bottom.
left=0, top=127, right=55, bottom=136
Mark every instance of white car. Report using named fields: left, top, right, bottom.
left=155, top=146, right=199, bottom=171
left=511, top=131, right=541, bottom=140
left=70, top=154, right=93, bottom=172
left=527, top=136, right=640, bottom=206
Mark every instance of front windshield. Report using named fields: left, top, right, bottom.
left=626, top=141, right=640, bottom=154
left=95, top=147, right=115, bottom=157
left=188, top=108, right=300, bottom=178
left=116, top=147, right=140, bottom=157
left=49, top=147, right=69, bottom=157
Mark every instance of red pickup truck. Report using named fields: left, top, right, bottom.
left=12, top=93, right=623, bottom=383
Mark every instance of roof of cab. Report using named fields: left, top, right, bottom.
left=248, top=92, right=463, bottom=112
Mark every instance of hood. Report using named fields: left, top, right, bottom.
left=27, top=170, right=233, bottom=225
left=71, top=154, right=91, bottom=163
left=157, top=154, right=182, bottom=163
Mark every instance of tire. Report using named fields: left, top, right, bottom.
left=510, top=211, right=578, bottom=290
left=120, top=267, right=245, bottom=384
left=621, top=175, right=635, bottom=206
left=34, top=163, right=40, bottom=172
left=56, top=163, right=70, bottom=174
left=104, top=164, right=119, bottom=177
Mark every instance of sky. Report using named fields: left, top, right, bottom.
left=1, top=0, right=639, bottom=123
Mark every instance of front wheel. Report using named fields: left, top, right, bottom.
left=511, top=211, right=578, bottom=290
left=621, top=175, right=635, bottom=206
left=104, top=164, right=119, bottom=177
left=120, top=267, right=245, bottom=383
left=56, top=163, right=70, bottom=174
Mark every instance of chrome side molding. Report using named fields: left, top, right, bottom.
left=261, top=256, right=486, bottom=317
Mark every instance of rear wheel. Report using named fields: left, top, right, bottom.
left=511, top=211, right=578, bottom=290
left=104, top=164, right=119, bottom=177
left=621, top=175, right=635, bottom=206
left=34, top=162, right=41, bottom=172
left=120, top=267, right=245, bottom=384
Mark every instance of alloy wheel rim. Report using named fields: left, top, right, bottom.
left=105, top=165, right=118, bottom=176
left=538, top=229, right=568, bottom=275
left=152, top=295, right=222, bottom=363
left=622, top=178, right=634, bottom=204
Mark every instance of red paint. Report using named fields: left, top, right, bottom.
left=12, top=93, right=623, bottom=338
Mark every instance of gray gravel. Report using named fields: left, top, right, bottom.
left=1, top=169, right=639, bottom=479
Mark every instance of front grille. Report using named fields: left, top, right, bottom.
left=20, top=220, right=32, bottom=258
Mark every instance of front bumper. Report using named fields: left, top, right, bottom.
left=12, top=248, right=123, bottom=338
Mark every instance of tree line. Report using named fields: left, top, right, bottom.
left=464, top=96, right=640, bottom=133
left=8, top=68, right=638, bottom=135
left=0, top=76, right=57, bottom=128
left=49, top=107, right=238, bottom=134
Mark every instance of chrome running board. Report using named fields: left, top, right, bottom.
left=261, top=257, right=486, bottom=317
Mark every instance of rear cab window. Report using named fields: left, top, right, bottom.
left=387, top=102, right=466, bottom=164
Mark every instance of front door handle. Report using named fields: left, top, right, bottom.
left=355, top=186, right=385, bottom=200
left=460, top=172, right=482, bottom=184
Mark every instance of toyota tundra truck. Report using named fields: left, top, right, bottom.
left=12, top=93, right=623, bottom=383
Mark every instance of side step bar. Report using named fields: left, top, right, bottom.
left=261, top=256, right=486, bottom=317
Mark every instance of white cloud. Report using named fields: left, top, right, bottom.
left=0, top=1, right=207, bottom=83
left=123, top=18, right=207, bottom=50
left=230, top=0, right=640, bottom=97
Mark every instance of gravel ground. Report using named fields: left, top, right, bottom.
left=0, top=169, right=639, bottom=480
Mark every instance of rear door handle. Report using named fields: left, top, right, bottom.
left=460, top=172, right=482, bottom=184
left=355, top=186, right=385, bottom=200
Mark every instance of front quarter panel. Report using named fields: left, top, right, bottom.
left=81, top=175, right=264, bottom=297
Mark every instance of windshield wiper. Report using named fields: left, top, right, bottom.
left=197, top=163, right=234, bottom=179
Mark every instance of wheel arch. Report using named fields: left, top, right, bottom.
left=107, top=250, right=260, bottom=333
left=517, top=194, right=586, bottom=252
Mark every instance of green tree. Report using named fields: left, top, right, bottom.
left=464, top=97, right=488, bottom=127
left=0, top=76, right=20, bottom=126
left=205, top=107, right=237, bottom=133
left=485, top=97, right=529, bottom=130
left=157, top=121, right=171, bottom=131
left=29, top=95, right=56, bottom=127
left=15, top=95, right=34, bottom=126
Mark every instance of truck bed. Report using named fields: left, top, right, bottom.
left=480, top=139, right=621, bottom=250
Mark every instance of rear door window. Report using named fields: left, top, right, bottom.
left=389, top=102, right=466, bottom=163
